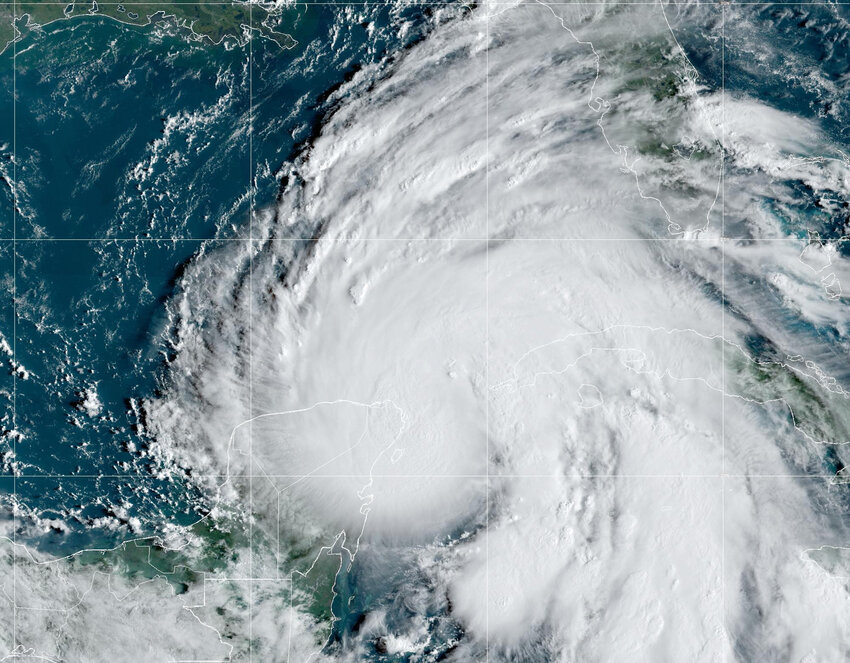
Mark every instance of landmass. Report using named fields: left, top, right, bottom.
left=0, top=1, right=298, bottom=54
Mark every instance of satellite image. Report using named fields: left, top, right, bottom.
left=1, top=0, right=850, bottom=660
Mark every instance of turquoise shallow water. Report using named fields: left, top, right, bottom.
left=680, top=4, right=850, bottom=245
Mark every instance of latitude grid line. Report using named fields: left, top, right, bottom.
left=0, top=236, right=843, bottom=241
left=2, top=473, right=843, bottom=479
left=10, top=2, right=850, bottom=5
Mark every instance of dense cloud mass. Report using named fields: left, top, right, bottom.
left=5, top=1, right=850, bottom=661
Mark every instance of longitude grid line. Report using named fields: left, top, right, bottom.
left=485, top=2, right=490, bottom=661
left=11, top=0, right=16, bottom=653
left=248, top=1, right=254, bottom=660
left=721, top=5, right=726, bottom=661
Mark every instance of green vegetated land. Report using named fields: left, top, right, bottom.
left=0, top=1, right=297, bottom=53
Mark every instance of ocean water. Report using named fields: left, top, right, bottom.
left=0, top=2, right=439, bottom=552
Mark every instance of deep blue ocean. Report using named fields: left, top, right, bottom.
left=0, top=3, right=438, bottom=554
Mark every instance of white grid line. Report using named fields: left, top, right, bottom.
left=720, top=7, right=727, bottom=660
left=485, top=1, right=491, bottom=660
left=7, top=2, right=850, bottom=5
left=3, top=473, right=840, bottom=479
left=248, top=0, right=254, bottom=658
left=0, top=236, right=842, bottom=242
left=10, top=0, right=16, bottom=652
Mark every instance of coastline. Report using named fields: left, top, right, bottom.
left=0, top=2, right=298, bottom=55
